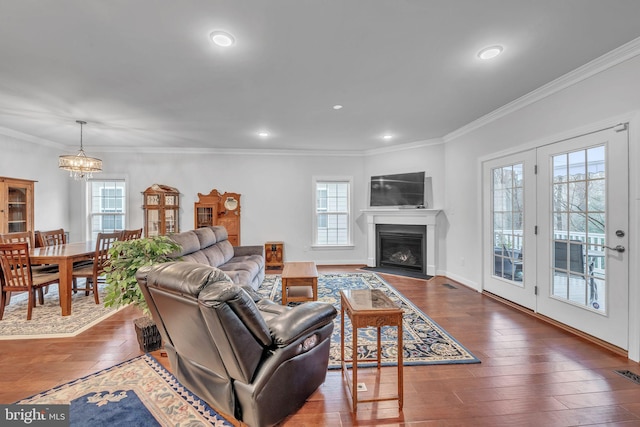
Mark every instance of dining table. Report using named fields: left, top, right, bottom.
left=30, top=241, right=96, bottom=316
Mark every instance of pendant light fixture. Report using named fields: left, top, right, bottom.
left=58, top=120, right=102, bottom=180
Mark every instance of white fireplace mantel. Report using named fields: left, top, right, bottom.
left=361, top=208, right=442, bottom=276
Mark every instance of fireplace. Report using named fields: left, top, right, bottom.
left=376, top=224, right=426, bottom=274
left=362, top=208, right=441, bottom=276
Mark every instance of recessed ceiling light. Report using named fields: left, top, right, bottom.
left=210, top=31, right=235, bottom=47
left=478, top=45, right=503, bottom=60
left=333, top=105, right=343, bottom=110
left=382, top=134, right=393, bottom=140
left=257, top=131, right=270, bottom=138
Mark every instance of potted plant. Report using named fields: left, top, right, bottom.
left=103, top=235, right=181, bottom=351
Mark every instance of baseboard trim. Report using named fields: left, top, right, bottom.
left=481, top=290, right=628, bottom=358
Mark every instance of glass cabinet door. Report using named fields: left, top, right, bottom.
left=146, top=209, right=160, bottom=237
left=166, top=209, right=177, bottom=233
left=196, top=207, right=214, bottom=227
left=8, top=186, right=28, bottom=232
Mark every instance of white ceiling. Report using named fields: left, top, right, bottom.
left=2, top=0, right=640, bottom=153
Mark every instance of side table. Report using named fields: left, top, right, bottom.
left=265, top=241, right=284, bottom=270
left=281, top=261, right=318, bottom=305
left=340, top=289, right=403, bottom=411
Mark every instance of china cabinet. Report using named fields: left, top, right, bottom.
left=0, top=177, right=35, bottom=235
left=143, top=184, right=180, bottom=237
left=194, top=189, right=241, bottom=246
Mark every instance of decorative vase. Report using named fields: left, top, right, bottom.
left=134, top=316, right=162, bottom=352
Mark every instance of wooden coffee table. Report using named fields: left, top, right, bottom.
left=281, top=261, right=318, bottom=305
left=340, top=289, right=404, bottom=412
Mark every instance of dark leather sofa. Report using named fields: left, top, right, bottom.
left=136, top=261, right=337, bottom=427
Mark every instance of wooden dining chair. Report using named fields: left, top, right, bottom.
left=71, top=231, right=122, bottom=304
left=0, top=231, right=34, bottom=248
left=0, top=231, right=53, bottom=301
left=122, top=228, right=143, bottom=241
left=0, top=242, right=60, bottom=320
left=36, top=228, right=67, bottom=247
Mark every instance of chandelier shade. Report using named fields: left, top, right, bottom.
left=59, top=120, right=102, bottom=180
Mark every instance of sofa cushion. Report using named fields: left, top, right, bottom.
left=202, top=240, right=234, bottom=266
left=194, top=227, right=217, bottom=247
left=211, top=226, right=228, bottom=242
left=219, top=254, right=262, bottom=285
left=169, top=231, right=201, bottom=257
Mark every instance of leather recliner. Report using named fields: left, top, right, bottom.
left=136, top=261, right=337, bottom=427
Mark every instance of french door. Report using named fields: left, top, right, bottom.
left=483, top=151, right=536, bottom=310
left=484, top=126, right=629, bottom=348
left=536, top=127, right=629, bottom=348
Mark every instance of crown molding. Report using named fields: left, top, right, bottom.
left=94, top=145, right=365, bottom=157
left=363, top=137, right=443, bottom=156
left=443, top=35, right=640, bottom=143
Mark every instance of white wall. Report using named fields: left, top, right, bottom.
left=443, top=54, right=640, bottom=360
left=68, top=149, right=374, bottom=265
left=0, top=135, right=69, bottom=232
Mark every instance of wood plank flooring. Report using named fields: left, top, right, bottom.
left=2, top=266, right=640, bottom=426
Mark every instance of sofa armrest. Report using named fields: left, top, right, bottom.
left=267, top=302, right=337, bottom=347
left=233, top=245, right=264, bottom=257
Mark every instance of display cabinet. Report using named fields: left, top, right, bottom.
left=0, top=177, right=35, bottom=235
left=265, top=241, right=284, bottom=269
left=195, top=189, right=241, bottom=246
left=143, top=184, right=180, bottom=237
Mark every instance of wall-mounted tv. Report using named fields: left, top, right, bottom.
left=370, top=171, right=425, bottom=207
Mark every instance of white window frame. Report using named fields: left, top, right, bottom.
left=312, top=176, right=353, bottom=248
left=86, top=178, right=127, bottom=240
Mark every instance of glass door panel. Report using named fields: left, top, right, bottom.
left=537, top=127, right=628, bottom=349
left=146, top=210, right=160, bottom=237
left=550, top=146, right=606, bottom=312
left=483, top=150, right=536, bottom=310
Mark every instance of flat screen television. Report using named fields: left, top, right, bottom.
left=370, top=171, right=425, bottom=207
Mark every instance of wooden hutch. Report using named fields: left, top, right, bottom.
left=142, top=184, right=180, bottom=237
left=0, top=177, right=35, bottom=235
left=194, top=189, right=241, bottom=246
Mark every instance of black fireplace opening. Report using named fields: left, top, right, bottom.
left=376, top=224, right=426, bottom=274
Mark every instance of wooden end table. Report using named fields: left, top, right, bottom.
left=281, top=261, right=318, bottom=305
left=340, top=289, right=403, bottom=412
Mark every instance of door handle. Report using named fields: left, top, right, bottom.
left=604, top=245, right=625, bottom=253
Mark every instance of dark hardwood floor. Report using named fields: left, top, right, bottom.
left=2, top=265, right=640, bottom=426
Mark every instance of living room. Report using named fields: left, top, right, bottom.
left=2, top=1, right=640, bottom=425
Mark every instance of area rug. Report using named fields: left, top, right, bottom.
left=257, top=273, right=480, bottom=368
left=0, top=282, right=122, bottom=340
left=15, top=354, right=233, bottom=426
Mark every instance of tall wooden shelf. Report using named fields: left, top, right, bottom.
left=195, top=189, right=241, bottom=246
left=143, top=184, right=180, bottom=237
left=0, top=177, right=35, bottom=235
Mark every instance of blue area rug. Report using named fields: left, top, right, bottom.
left=258, top=272, right=480, bottom=368
left=16, top=355, right=232, bottom=426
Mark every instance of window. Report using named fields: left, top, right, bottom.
left=313, top=177, right=352, bottom=246
left=88, top=179, right=126, bottom=240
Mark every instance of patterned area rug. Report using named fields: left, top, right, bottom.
left=258, top=273, right=480, bottom=368
left=15, top=354, right=232, bottom=426
left=0, top=282, right=122, bottom=339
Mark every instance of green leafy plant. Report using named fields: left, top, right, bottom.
left=103, top=235, right=181, bottom=315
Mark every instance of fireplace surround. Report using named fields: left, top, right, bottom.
left=362, top=208, right=442, bottom=276
left=376, top=224, right=426, bottom=274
